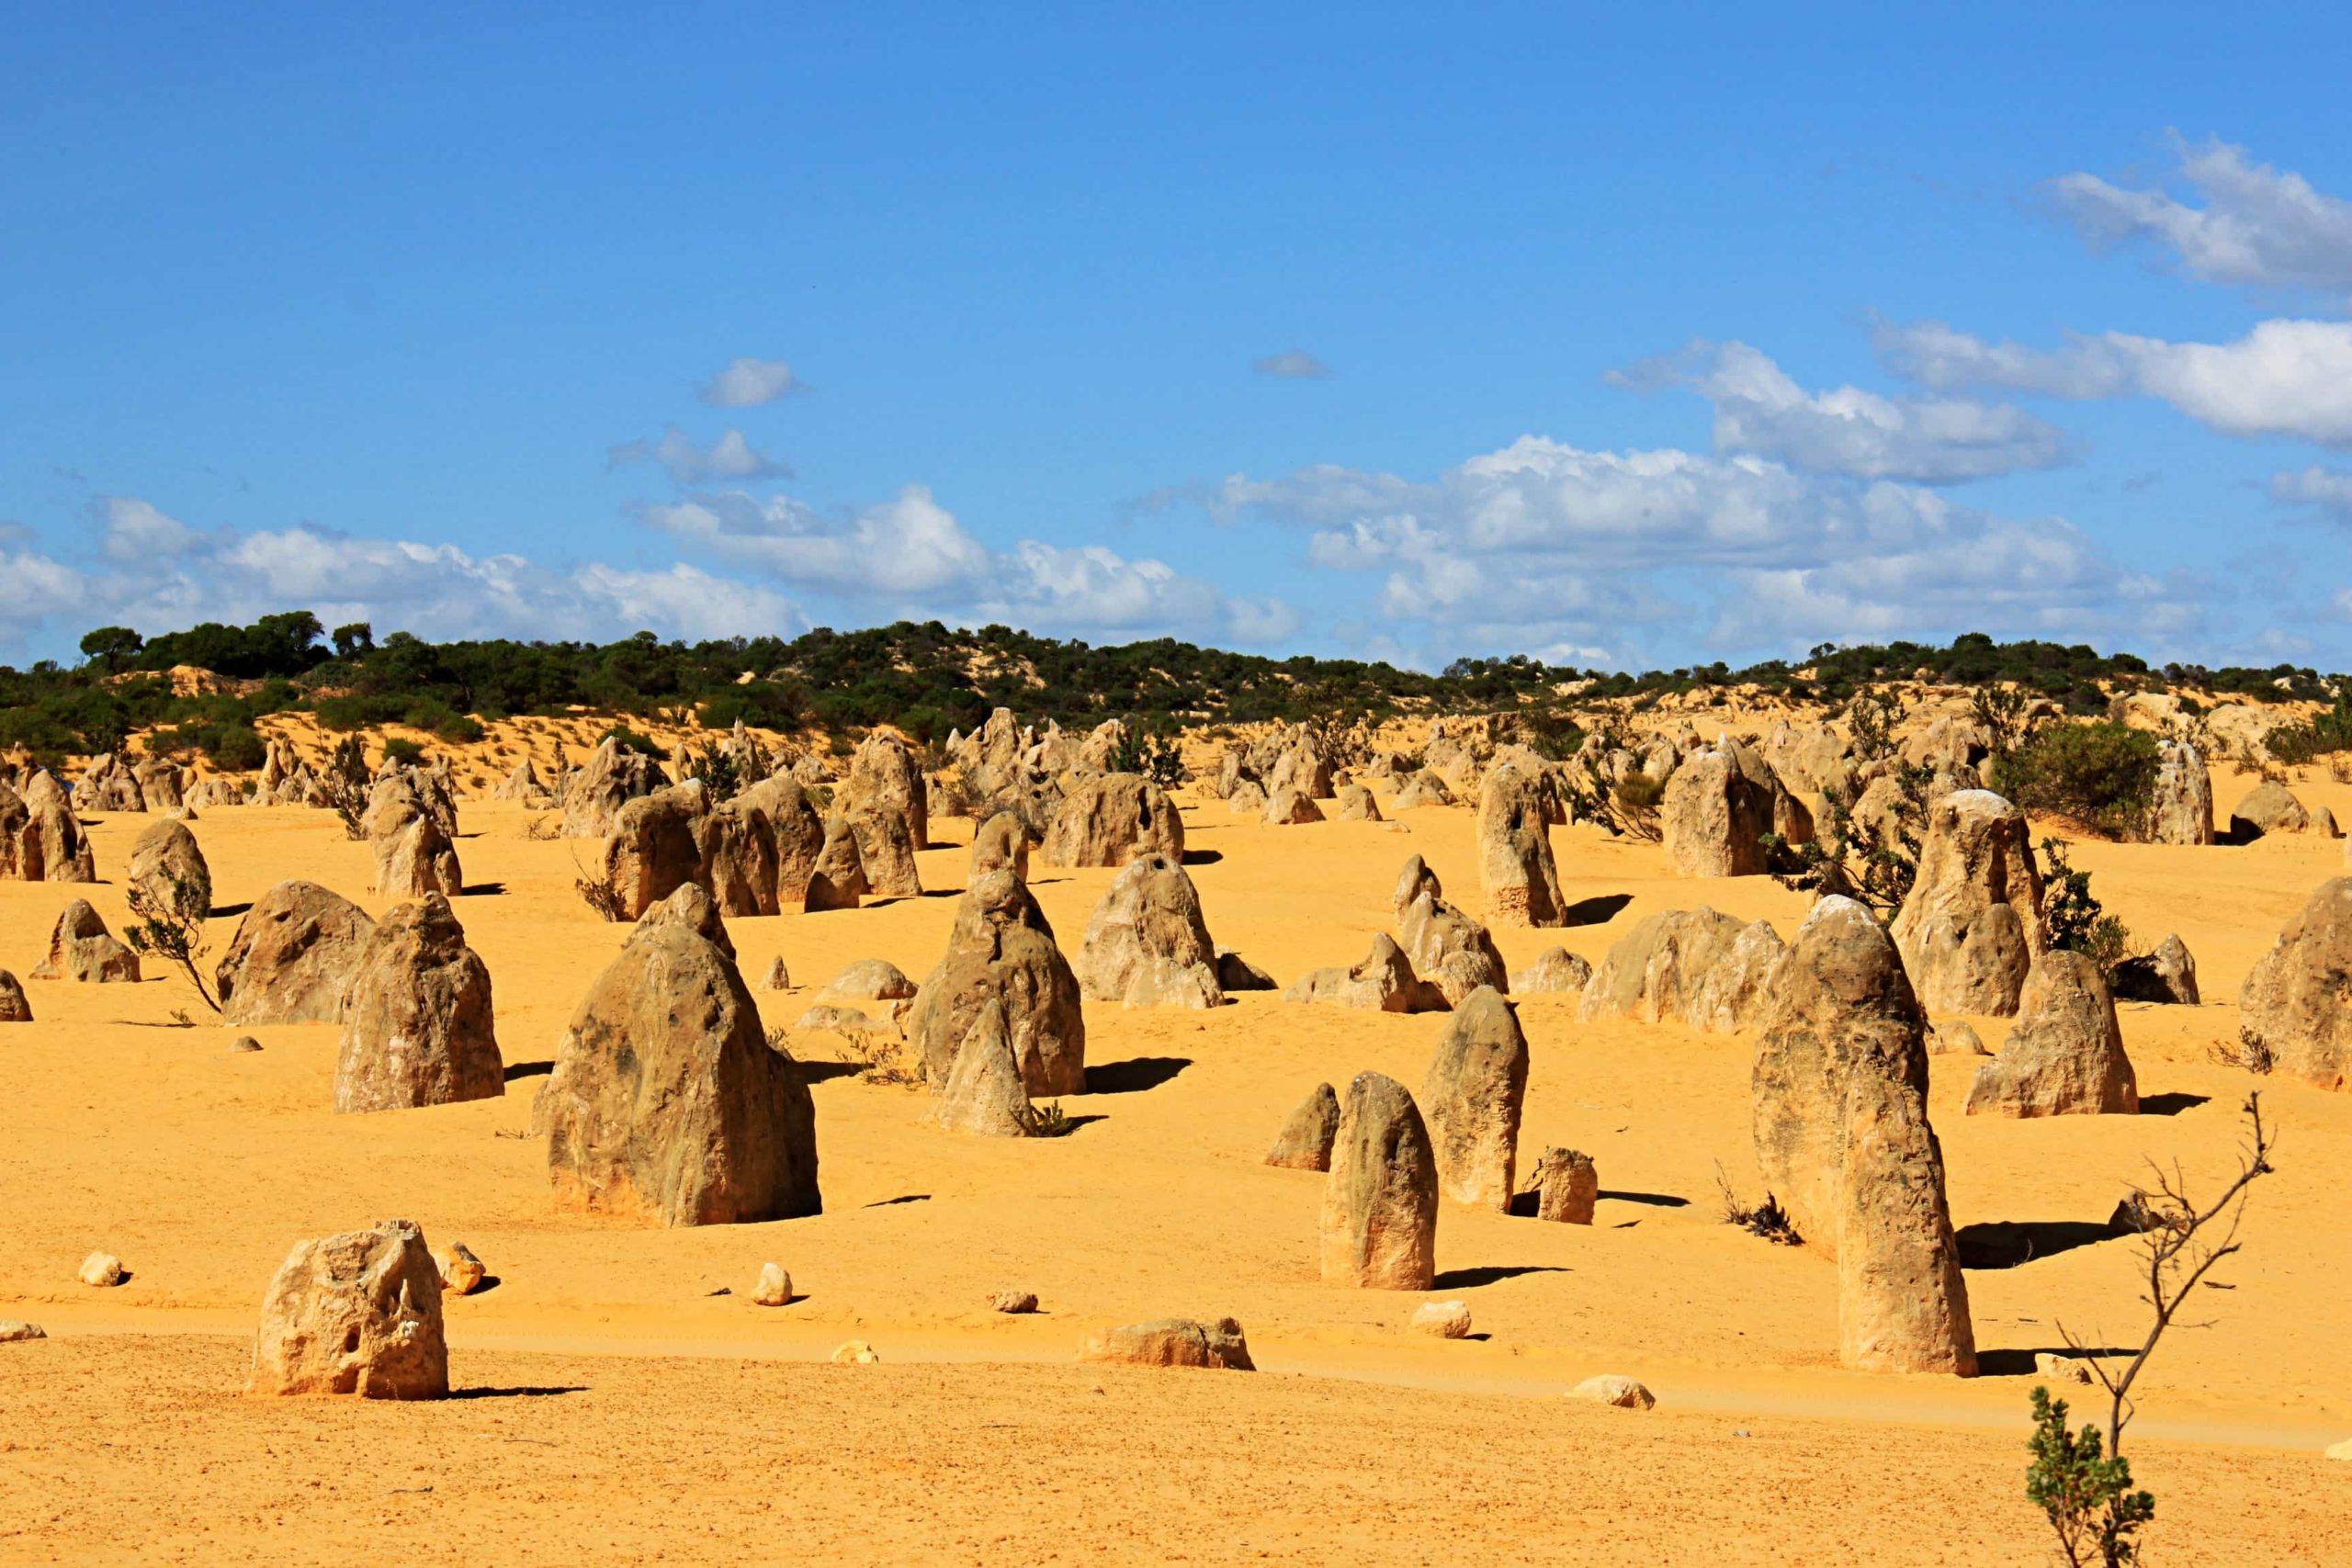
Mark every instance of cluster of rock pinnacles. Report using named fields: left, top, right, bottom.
left=17, top=705, right=2352, bottom=1401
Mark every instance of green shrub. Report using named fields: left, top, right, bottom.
left=599, top=727, right=664, bottom=758
left=2026, top=1387, right=2153, bottom=1567
left=1994, top=722, right=2159, bottom=838
left=381, top=737, right=426, bottom=767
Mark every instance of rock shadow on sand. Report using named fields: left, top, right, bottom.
left=1085, top=1056, right=1192, bottom=1094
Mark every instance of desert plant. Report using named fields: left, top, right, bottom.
left=1971, top=682, right=2042, bottom=761
left=1846, top=685, right=1906, bottom=764
left=320, top=733, right=372, bottom=840
left=1111, top=723, right=1188, bottom=789
left=2208, top=1029, right=2276, bottom=1076
left=2030, top=1095, right=2276, bottom=1567
left=570, top=849, right=627, bottom=922
left=1031, top=1100, right=1075, bottom=1137
left=1995, top=722, right=2161, bottom=839
left=124, top=871, right=220, bottom=1014
left=1767, top=762, right=1930, bottom=915
left=381, top=737, right=426, bottom=768
left=2039, top=838, right=2134, bottom=979
left=1713, top=1164, right=1803, bottom=1246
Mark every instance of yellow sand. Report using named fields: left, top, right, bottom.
left=3, top=758, right=2346, bottom=1563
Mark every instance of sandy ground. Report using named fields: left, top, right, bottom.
left=4, top=756, right=2349, bottom=1561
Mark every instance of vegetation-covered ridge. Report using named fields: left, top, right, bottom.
left=2, top=613, right=2344, bottom=770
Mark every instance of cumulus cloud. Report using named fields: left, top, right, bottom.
left=1253, top=350, right=1331, bottom=379
left=2271, top=466, right=2352, bottom=519
left=639, top=483, right=1293, bottom=645
left=1215, top=434, right=2203, bottom=663
left=699, top=356, right=802, bottom=407
left=0, top=498, right=806, bottom=657
left=1611, top=341, right=2072, bottom=482
left=609, top=426, right=793, bottom=486
left=1873, top=315, right=2352, bottom=445
left=2046, top=136, right=2352, bottom=297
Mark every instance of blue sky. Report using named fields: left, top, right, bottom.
left=8, top=3, right=2352, bottom=671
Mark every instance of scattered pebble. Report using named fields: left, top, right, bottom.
left=78, top=1252, right=125, bottom=1288
left=229, top=1035, right=263, bottom=1053
left=989, top=1290, right=1039, bottom=1314
left=0, top=1320, right=47, bottom=1343
left=1409, top=1300, right=1473, bottom=1339
left=436, top=1242, right=486, bottom=1295
left=1568, top=1374, right=1655, bottom=1410
left=752, top=1262, right=792, bottom=1307
left=831, top=1339, right=880, bottom=1364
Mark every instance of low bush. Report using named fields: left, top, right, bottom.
left=1994, top=722, right=2160, bottom=838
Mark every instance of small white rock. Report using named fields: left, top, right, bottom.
left=78, top=1251, right=125, bottom=1288
left=2033, top=1351, right=2094, bottom=1384
left=0, top=1320, right=47, bottom=1342
left=752, top=1262, right=792, bottom=1307
left=1409, top=1300, right=1473, bottom=1339
left=831, top=1339, right=879, bottom=1363
left=1569, top=1374, right=1655, bottom=1410
left=2324, top=1437, right=2352, bottom=1461
left=437, top=1242, right=486, bottom=1295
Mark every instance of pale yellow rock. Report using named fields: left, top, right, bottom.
left=2033, top=1351, right=2093, bottom=1384
left=0, top=1319, right=47, bottom=1342
left=1568, top=1374, right=1655, bottom=1409
left=752, top=1262, right=793, bottom=1306
left=1410, top=1300, right=1473, bottom=1338
left=436, top=1242, right=486, bottom=1296
left=78, top=1251, right=125, bottom=1287
left=831, top=1339, right=880, bottom=1363
left=2325, top=1437, right=2352, bottom=1461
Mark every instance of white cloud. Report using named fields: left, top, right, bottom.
left=2047, top=136, right=2352, bottom=296
left=640, top=483, right=1295, bottom=645
left=1612, top=341, right=2072, bottom=482
left=2271, top=467, right=2352, bottom=518
left=1253, top=350, right=1331, bottom=379
left=1873, top=315, right=2352, bottom=445
left=699, top=357, right=802, bottom=407
left=610, top=426, right=793, bottom=485
left=99, top=496, right=210, bottom=562
left=1216, top=434, right=2204, bottom=663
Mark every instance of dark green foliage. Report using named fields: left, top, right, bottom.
left=1768, top=761, right=1930, bottom=915
left=79, top=626, right=144, bottom=671
left=124, top=872, right=221, bottom=1015
left=2025, top=1388, right=2154, bottom=1567
left=322, top=734, right=372, bottom=840
left=1109, top=722, right=1187, bottom=789
left=1995, top=722, right=2160, bottom=839
left=380, top=738, right=426, bottom=767
left=2039, top=838, right=2134, bottom=978
left=2264, top=691, right=2352, bottom=765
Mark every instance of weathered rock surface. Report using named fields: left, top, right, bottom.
left=752, top=1262, right=792, bottom=1307
left=0, top=969, right=28, bottom=1021
left=603, top=783, right=710, bottom=918
left=1040, top=773, right=1183, bottom=867
left=908, top=870, right=1086, bottom=1096
left=334, top=894, right=503, bottom=1114
left=1283, top=933, right=1443, bottom=1012
left=1521, top=1146, right=1599, bottom=1224
left=541, top=889, right=820, bottom=1224
left=1078, top=1316, right=1254, bottom=1371
left=1660, top=745, right=1776, bottom=877
left=823, top=958, right=916, bottom=1001
left=1262, top=786, right=1325, bottom=826
left=29, top=899, right=139, bottom=983
left=2110, top=932, right=2199, bottom=1006
left=373, top=811, right=463, bottom=902
left=803, top=815, right=868, bottom=910
left=561, top=738, right=667, bottom=838
left=1393, top=771, right=1455, bottom=809
left=2239, top=877, right=2352, bottom=1091
left=436, top=1242, right=486, bottom=1296
left=735, top=776, right=827, bottom=905
left=1928, top=1020, right=1987, bottom=1055
left=216, top=880, right=378, bottom=1026
left=845, top=733, right=929, bottom=854
left=1075, top=852, right=1224, bottom=1009
left=1410, top=1300, right=1473, bottom=1338
left=126, top=818, right=210, bottom=919
left=1751, top=897, right=1975, bottom=1374
left=1516, top=947, right=1593, bottom=994
left=1216, top=948, right=1276, bottom=991
left=932, top=998, right=1037, bottom=1137
left=79, top=1251, right=125, bottom=1286
left=1336, top=784, right=1384, bottom=822
left=1226, top=780, right=1270, bottom=817
left=969, top=811, right=1031, bottom=885
left=247, top=1218, right=447, bottom=1399
left=762, top=955, right=790, bottom=990
left=1419, top=987, right=1528, bottom=1211
left=2138, top=739, right=2213, bottom=845
left=1393, top=856, right=1509, bottom=1005
left=492, top=758, right=548, bottom=802
left=2231, top=781, right=2337, bottom=840
left=1265, top=1082, right=1340, bottom=1170
left=1577, top=908, right=1780, bottom=1032
left=1476, top=764, right=1566, bottom=926
left=847, top=797, right=923, bottom=899
left=1890, top=790, right=2045, bottom=1018
left=1568, top=1375, right=1655, bottom=1410
left=1319, top=1072, right=1439, bottom=1290
left=1964, top=951, right=2138, bottom=1117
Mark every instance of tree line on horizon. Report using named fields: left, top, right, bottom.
left=0, top=611, right=2335, bottom=772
